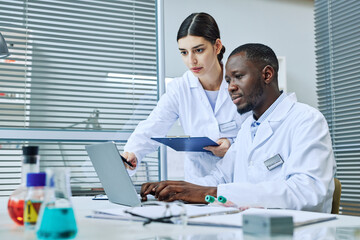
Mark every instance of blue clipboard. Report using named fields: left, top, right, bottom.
left=151, top=136, right=219, bottom=152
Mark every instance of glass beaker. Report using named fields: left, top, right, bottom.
left=36, top=169, right=77, bottom=239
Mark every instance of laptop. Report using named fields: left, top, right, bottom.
left=86, top=142, right=147, bottom=207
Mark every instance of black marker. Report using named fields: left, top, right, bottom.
left=120, top=155, right=134, bottom=168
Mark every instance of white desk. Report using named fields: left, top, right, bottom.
left=1, top=196, right=360, bottom=240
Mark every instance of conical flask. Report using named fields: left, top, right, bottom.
left=36, top=169, right=77, bottom=239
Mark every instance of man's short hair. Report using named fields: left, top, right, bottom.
left=229, top=43, right=279, bottom=74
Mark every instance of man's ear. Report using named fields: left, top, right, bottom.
left=262, top=65, right=275, bottom=84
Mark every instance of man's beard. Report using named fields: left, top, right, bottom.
left=237, top=79, right=264, bottom=115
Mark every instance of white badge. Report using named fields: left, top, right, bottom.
left=219, top=120, right=237, bottom=132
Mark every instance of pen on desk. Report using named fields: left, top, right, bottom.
left=189, top=208, right=241, bottom=219
left=120, top=155, right=134, bottom=168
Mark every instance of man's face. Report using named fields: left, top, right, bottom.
left=225, top=52, right=265, bottom=115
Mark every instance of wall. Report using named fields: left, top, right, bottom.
left=163, top=0, right=316, bottom=180
left=163, top=0, right=316, bottom=108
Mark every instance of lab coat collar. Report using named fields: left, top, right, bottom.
left=189, top=72, right=216, bottom=114
left=214, top=80, right=230, bottom=114
left=251, top=93, right=297, bottom=149
left=188, top=69, right=230, bottom=115
left=267, top=92, right=297, bottom=122
left=189, top=72, right=199, bottom=88
left=188, top=68, right=228, bottom=92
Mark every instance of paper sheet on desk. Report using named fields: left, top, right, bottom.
left=91, top=207, right=144, bottom=222
left=90, top=206, right=336, bottom=228
left=188, top=208, right=337, bottom=228
left=93, top=205, right=239, bottom=220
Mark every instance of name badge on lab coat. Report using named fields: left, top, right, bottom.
left=219, top=120, right=237, bottom=132
left=264, top=154, right=284, bottom=171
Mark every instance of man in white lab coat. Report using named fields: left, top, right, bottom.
left=141, top=43, right=336, bottom=213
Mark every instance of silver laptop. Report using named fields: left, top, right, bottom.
left=85, top=142, right=144, bottom=207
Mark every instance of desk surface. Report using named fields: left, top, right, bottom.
left=1, top=196, right=360, bottom=240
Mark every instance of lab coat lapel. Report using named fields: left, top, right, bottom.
left=251, top=121, right=273, bottom=149
left=251, top=93, right=297, bottom=149
left=189, top=73, right=214, bottom=113
left=214, top=80, right=229, bottom=115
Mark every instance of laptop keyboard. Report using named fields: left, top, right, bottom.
left=93, top=194, right=157, bottom=202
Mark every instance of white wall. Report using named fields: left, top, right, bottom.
left=164, top=0, right=317, bottom=108
left=163, top=0, right=316, bottom=180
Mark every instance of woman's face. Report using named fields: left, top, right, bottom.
left=177, top=35, right=221, bottom=77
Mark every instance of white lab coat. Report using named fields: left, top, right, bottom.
left=198, top=93, right=336, bottom=212
left=124, top=70, right=250, bottom=183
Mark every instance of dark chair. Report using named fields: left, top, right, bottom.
left=331, top=178, right=341, bottom=214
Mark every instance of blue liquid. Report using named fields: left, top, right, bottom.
left=36, top=207, right=77, bottom=239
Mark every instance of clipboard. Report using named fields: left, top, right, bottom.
left=151, top=136, right=219, bottom=152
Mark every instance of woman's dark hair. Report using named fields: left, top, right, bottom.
left=177, top=12, right=225, bottom=63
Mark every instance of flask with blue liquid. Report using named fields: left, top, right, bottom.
left=36, top=169, right=77, bottom=239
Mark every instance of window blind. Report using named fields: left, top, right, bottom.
left=0, top=0, right=159, bottom=196
left=315, top=0, right=360, bottom=215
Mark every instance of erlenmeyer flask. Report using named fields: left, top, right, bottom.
left=36, top=169, right=77, bottom=239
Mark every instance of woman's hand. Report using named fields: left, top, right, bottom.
left=203, top=138, right=231, bottom=157
left=121, top=152, right=138, bottom=170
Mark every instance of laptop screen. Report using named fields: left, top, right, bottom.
left=85, top=142, right=141, bottom=207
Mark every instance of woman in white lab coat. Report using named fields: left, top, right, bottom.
left=122, top=12, right=249, bottom=184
